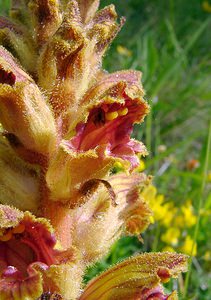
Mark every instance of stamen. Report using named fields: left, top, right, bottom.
left=105, top=111, right=118, bottom=121
left=0, top=230, right=13, bottom=241
left=118, top=107, right=128, bottom=116
left=12, top=223, right=25, bottom=234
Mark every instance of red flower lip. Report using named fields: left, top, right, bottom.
left=0, top=205, right=78, bottom=299
left=59, top=70, right=150, bottom=169
left=0, top=219, right=59, bottom=281
left=67, top=97, right=148, bottom=168
left=69, top=101, right=132, bottom=151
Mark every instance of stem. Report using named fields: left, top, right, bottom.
left=183, top=120, right=211, bottom=299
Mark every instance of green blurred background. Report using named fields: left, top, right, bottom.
left=98, top=1, right=211, bottom=299
left=0, top=0, right=211, bottom=299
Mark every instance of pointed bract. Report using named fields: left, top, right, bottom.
left=0, top=47, right=57, bottom=157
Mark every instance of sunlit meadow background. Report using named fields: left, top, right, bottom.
left=0, top=0, right=211, bottom=299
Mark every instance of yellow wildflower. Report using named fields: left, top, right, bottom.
left=202, top=1, right=211, bottom=13
left=147, top=193, right=166, bottom=221
left=162, top=246, right=176, bottom=253
left=174, top=215, right=185, bottom=228
left=117, top=45, right=132, bottom=57
left=135, top=159, right=146, bottom=172
left=161, top=228, right=180, bottom=246
left=141, top=185, right=176, bottom=225
left=181, top=200, right=197, bottom=227
left=161, top=202, right=177, bottom=227
left=141, top=185, right=157, bottom=203
left=181, top=236, right=197, bottom=256
left=207, top=171, right=211, bottom=182
left=149, top=215, right=155, bottom=224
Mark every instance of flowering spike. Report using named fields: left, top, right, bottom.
left=0, top=1, right=187, bottom=299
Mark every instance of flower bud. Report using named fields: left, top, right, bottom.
left=0, top=47, right=57, bottom=156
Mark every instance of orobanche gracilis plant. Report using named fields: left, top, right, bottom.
left=0, top=1, right=188, bottom=299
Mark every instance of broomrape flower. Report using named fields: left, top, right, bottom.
left=0, top=0, right=188, bottom=299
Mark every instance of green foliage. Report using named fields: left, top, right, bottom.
left=0, top=0, right=10, bottom=15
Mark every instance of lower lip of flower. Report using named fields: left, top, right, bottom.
left=0, top=220, right=57, bottom=280
left=69, top=98, right=146, bottom=155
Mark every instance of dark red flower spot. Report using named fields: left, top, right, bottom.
left=0, top=67, right=16, bottom=85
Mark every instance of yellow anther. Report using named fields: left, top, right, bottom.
left=0, top=230, right=13, bottom=242
left=105, top=111, right=118, bottom=121
left=117, top=107, right=128, bottom=116
left=12, top=223, right=25, bottom=234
